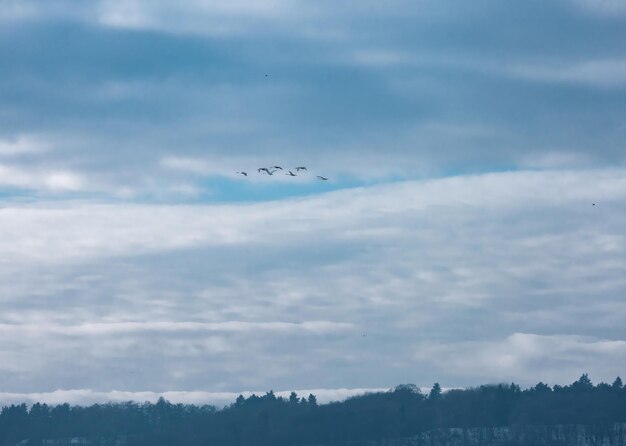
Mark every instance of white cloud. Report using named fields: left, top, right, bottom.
left=160, top=156, right=219, bottom=175
left=159, top=155, right=315, bottom=183
left=1, top=169, right=625, bottom=392
left=509, top=59, right=626, bottom=88
left=517, top=151, right=592, bottom=169
left=0, top=1, right=40, bottom=22
left=2, top=168, right=625, bottom=263
left=0, top=135, right=48, bottom=156
left=570, top=0, right=626, bottom=15
left=0, top=164, right=85, bottom=192
left=416, top=333, right=626, bottom=386
left=96, top=0, right=308, bottom=35
left=0, top=0, right=92, bottom=22
left=168, top=183, right=204, bottom=197
left=352, top=50, right=411, bottom=66
left=43, top=172, right=85, bottom=191
left=0, top=320, right=354, bottom=336
left=0, top=387, right=388, bottom=407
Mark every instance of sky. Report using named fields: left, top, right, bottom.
left=1, top=0, right=626, bottom=406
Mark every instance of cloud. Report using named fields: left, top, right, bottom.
left=1, top=1, right=626, bottom=396
left=0, top=169, right=625, bottom=392
left=351, top=50, right=412, bottom=67
left=2, top=168, right=625, bottom=264
left=95, top=0, right=317, bottom=37
left=160, top=156, right=216, bottom=175
left=0, top=135, right=48, bottom=156
left=509, top=59, right=626, bottom=88
left=0, top=0, right=92, bottom=23
left=0, top=321, right=354, bottom=336
left=416, top=333, right=626, bottom=386
left=570, top=0, right=626, bottom=16
left=1, top=0, right=625, bottom=200
left=0, top=387, right=388, bottom=408
left=517, top=151, right=593, bottom=169
left=0, top=163, right=85, bottom=192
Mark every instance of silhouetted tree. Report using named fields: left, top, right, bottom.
left=532, top=382, right=551, bottom=394
left=429, top=383, right=442, bottom=400
left=289, top=392, right=299, bottom=405
left=573, top=373, right=593, bottom=390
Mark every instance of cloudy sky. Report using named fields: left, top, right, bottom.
left=1, top=0, right=626, bottom=406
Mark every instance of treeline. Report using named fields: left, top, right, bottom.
left=0, top=374, right=625, bottom=446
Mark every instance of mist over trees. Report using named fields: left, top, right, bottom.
left=0, top=374, right=625, bottom=446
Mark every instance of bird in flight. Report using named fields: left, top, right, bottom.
left=286, top=171, right=296, bottom=177
left=236, top=171, right=248, bottom=176
left=295, top=166, right=307, bottom=171
left=273, top=166, right=283, bottom=170
left=266, top=169, right=277, bottom=175
left=316, top=176, right=328, bottom=181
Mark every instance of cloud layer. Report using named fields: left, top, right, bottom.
left=1, top=0, right=626, bottom=199
left=0, top=0, right=625, bottom=403
left=0, top=169, right=625, bottom=396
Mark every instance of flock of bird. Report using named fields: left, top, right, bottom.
left=236, top=166, right=328, bottom=181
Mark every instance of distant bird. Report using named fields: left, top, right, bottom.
left=286, top=171, right=296, bottom=177
left=265, top=74, right=268, bottom=77
left=237, top=171, right=248, bottom=176
left=258, top=167, right=270, bottom=174
left=316, top=176, right=328, bottom=181
left=593, top=203, right=596, bottom=206
left=295, top=166, right=307, bottom=171
left=266, top=169, right=277, bottom=175
left=273, top=166, right=283, bottom=170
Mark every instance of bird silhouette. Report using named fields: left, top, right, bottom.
left=316, top=176, right=328, bottom=180
left=266, top=169, right=277, bottom=175
left=286, top=171, right=296, bottom=177
left=295, top=166, right=307, bottom=171
left=273, top=166, right=283, bottom=170
left=237, top=171, right=248, bottom=176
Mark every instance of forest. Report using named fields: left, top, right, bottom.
left=1, top=374, right=625, bottom=446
